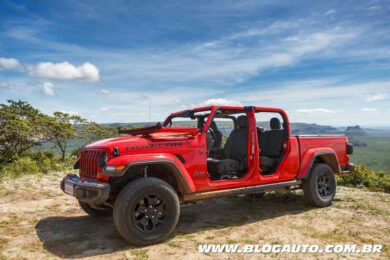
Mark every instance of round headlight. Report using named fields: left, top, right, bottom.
left=98, top=152, right=109, bottom=168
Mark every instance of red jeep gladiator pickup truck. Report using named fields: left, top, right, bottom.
left=61, top=105, right=354, bottom=245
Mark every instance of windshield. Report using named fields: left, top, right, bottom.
left=163, top=109, right=212, bottom=131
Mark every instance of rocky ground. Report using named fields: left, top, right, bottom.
left=0, top=172, right=389, bottom=259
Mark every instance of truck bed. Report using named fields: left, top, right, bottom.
left=296, top=135, right=350, bottom=168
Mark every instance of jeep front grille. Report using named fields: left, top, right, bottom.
left=79, top=149, right=104, bottom=178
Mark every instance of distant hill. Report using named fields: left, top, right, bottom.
left=290, top=123, right=342, bottom=135
left=344, top=125, right=368, bottom=147
left=344, top=125, right=367, bottom=136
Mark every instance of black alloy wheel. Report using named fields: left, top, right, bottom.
left=132, top=194, right=168, bottom=233
left=317, top=174, right=332, bottom=199
left=302, top=163, right=336, bottom=207
left=113, top=177, right=180, bottom=246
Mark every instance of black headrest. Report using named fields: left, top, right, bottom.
left=270, top=117, right=281, bottom=130
left=210, top=121, right=217, bottom=130
left=237, top=115, right=247, bottom=128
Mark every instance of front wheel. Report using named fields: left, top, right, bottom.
left=302, top=163, right=336, bottom=207
left=113, top=177, right=180, bottom=246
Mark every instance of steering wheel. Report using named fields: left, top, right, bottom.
left=206, top=127, right=217, bottom=150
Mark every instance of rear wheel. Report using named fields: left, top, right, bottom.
left=79, top=201, right=112, bottom=217
left=113, top=177, right=180, bottom=246
left=302, top=163, right=336, bottom=207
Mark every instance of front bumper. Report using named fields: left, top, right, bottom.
left=60, top=174, right=110, bottom=204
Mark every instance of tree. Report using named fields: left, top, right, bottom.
left=46, top=112, right=85, bottom=161
left=0, top=100, right=51, bottom=164
left=80, top=122, right=118, bottom=145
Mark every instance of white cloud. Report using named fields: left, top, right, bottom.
left=368, top=6, right=381, bottom=11
left=0, top=57, right=21, bottom=71
left=29, top=61, right=100, bottom=81
left=199, top=98, right=242, bottom=106
left=238, top=80, right=390, bottom=104
left=365, top=93, right=387, bottom=102
left=296, top=108, right=339, bottom=114
left=361, top=107, right=378, bottom=112
left=100, top=107, right=109, bottom=111
left=42, top=82, right=55, bottom=96
left=324, top=9, right=336, bottom=16
left=0, top=81, right=11, bottom=89
left=99, top=24, right=357, bottom=88
left=100, top=89, right=110, bottom=95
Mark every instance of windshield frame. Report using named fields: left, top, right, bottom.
left=162, top=106, right=218, bottom=133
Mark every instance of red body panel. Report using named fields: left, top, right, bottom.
left=79, top=106, right=351, bottom=195
left=296, top=135, right=350, bottom=178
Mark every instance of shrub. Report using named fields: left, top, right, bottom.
left=0, top=157, right=40, bottom=179
left=0, top=151, right=76, bottom=179
left=337, top=164, right=390, bottom=193
left=29, top=151, right=75, bottom=174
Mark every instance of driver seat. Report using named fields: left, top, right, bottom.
left=207, top=115, right=248, bottom=179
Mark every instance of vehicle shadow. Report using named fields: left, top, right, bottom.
left=35, top=192, right=314, bottom=258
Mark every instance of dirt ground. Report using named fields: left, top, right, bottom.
left=0, top=172, right=389, bottom=259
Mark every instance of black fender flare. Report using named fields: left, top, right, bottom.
left=301, top=152, right=341, bottom=179
left=103, top=159, right=193, bottom=194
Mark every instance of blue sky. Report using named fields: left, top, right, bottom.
left=0, top=0, right=389, bottom=126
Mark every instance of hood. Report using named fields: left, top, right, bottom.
left=86, top=135, right=145, bottom=148
left=85, top=129, right=198, bottom=152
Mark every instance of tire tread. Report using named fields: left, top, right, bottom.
left=302, top=163, right=336, bottom=207
left=113, top=177, right=180, bottom=246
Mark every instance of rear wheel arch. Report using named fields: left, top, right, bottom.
left=305, top=152, right=340, bottom=178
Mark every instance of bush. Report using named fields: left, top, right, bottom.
left=0, top=151, right=76, bottom=179
left=29, top=151, right=56, bottom=174
left=0, top=157, right=40, bottom=179
left=29, top=151, right=75, bottom=174
left=337, top=164, right=390, bottom=193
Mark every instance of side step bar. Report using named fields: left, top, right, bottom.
left=183, top=180, right=302, bottom=202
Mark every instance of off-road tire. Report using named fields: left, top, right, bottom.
left=79, top=201, right=112, bottom=217
left=113, top=177, right=180, bottom=246
left=302, top=163, right=336, bottom=207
